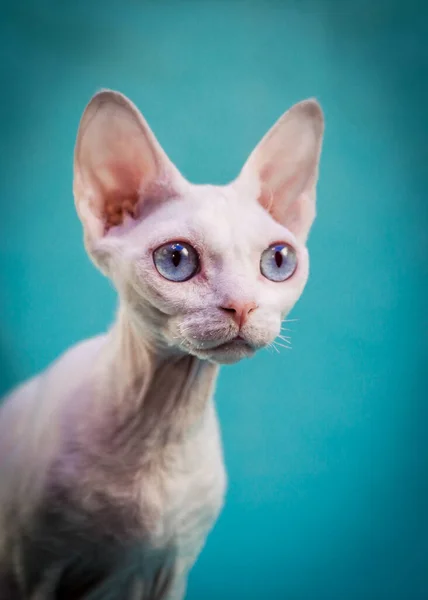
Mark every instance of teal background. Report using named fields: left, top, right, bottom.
left=1, top=1, right=427, bottom=598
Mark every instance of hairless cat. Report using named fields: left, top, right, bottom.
left=0, top=90, right=324, bottom=599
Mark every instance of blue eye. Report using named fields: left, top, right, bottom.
left=153, top=242, right=199, bottom=282
left=260, top=243, right=297, bottom=282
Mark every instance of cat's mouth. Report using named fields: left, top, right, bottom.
left=169, top=320, right=261, bottom=364
left=211, top=335, right=250, bottom=351
left=190, top=335, right=256, bottom=364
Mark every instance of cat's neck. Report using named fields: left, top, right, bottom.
left=89, top=306, right=219, bottom=459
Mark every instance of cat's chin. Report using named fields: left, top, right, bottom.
left=191, top=339, right=256, bottom=365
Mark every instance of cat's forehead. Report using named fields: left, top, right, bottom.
left=152, top=183, right=287, bottom=250
left=187, top=184, right=261, bottom=235
left=118, top=182, right=294, bottom=263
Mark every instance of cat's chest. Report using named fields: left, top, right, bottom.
left=136, top=412, right=225, bottom=547
left=149, top=441, right=226, bottom=553
left=57, top=406, right=226, bottom=555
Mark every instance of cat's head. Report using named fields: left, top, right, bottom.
left=73, top=90, right=324, bottom=364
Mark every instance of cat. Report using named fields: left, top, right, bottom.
left=0, top=89, right=324, bottom=599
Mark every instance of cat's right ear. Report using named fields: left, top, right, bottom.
left=73, top=90, right=183, bottom=250
left=237, top=99, right=324, bottom=244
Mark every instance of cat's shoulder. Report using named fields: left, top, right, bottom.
left=0, top=334, right=109, bottom=459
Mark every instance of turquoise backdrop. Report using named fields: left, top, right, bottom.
left=1, top=1, right=427, bottom=598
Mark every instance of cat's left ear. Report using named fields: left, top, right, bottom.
left=238, top=99, right=324, bottom=243
left=73, top=89, right=184, bottom=251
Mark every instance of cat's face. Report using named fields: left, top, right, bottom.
left=98, top=184, right=310, bottom=364
left=73, top=91, right=324, bottom=364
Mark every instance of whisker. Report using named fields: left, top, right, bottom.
left=274, top=341, right=292, bottom=350
left=178, top=324, right=191, bottom=335
left=266, top=342, right=279, bottom=354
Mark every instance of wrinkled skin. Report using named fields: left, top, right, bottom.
left=0, top=90, right=323, bottom=599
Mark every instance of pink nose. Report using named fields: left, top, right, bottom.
left=219, top=301, right=258, bottom=329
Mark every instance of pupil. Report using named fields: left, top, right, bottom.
left=171, top=250, right=181, bottom=267
left=275, top=250, right=283, bottom=268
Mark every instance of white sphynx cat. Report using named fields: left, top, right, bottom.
left=0, top=90, right=324, bottom=599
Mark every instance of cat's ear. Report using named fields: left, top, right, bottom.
left=73, top=90, right=182, bottom=248
left=239, top=99, right=324, bottom=243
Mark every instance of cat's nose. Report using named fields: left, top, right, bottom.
left=219, top=302, right=258, bottom=329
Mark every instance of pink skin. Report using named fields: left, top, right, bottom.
left=0, top=90, right=324, bottom=598
left=74, top=90, right=323, bottom=366
left=97, top=187, right=310, bottom=365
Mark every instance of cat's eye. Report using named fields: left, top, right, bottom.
left=153, top=242, right=199, bottom=282
left=260, top=243, right=297, bottom=282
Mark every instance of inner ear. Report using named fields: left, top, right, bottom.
left=74, top=90, right=179, bottom=240
left=238, top=99, right=324, bottom=243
